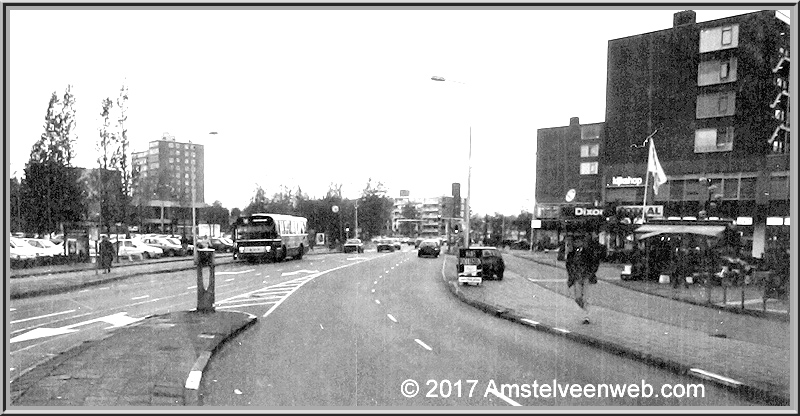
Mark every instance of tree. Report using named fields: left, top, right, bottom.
left=22, top=87, right=84, bottom=236
left=357, top=178, right=393, bottom=240
left=242, top=185, right=269, bottom=217
left=96, top=97, right=118, bottom=234
left=400, top=203, right=419, bottom=236
left=203, top=200, right=231, bottom=228
left=116, top=83, right=131, bottom=236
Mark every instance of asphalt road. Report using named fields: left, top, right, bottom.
left=197, top=246, right=755, bottom=407
left=8, top=251, right=339, bottom=382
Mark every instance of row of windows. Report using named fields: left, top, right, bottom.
left=580, top=144, right=599, bottom=158
left=166, top=142, right=197, bottom=150
left=277, top=220, right=306, bottom=235
left=168, top=157, right=197, bottom=164
left=580, top=161, right=598, bottom=175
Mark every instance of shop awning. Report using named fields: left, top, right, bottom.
left=634, top=224, right=726, bottom=239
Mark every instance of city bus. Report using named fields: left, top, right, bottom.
left=232, top=213, right=308, bottom=262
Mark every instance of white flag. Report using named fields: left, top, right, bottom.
left=647, top=138, right=667, bottom=195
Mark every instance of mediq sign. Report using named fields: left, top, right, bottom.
left=611, top=176, right=644, bottom=186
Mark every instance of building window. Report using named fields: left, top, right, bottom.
left=579, top=162, right=598, bottom=175
left=694, top=127, right=733, bottom=153
left=168, top=143, right=174, bottom=148
left=150, top=162, right=159, bottom=169
left=580, top=144, right=599, bottom=158
left=723, top=178, right=739, bottom=199
left=149, top=141, right=159, bottom=149
left=769, top=176, right=789, bottom=199
left=670, top=180, right=685, bottom=201
left=580, top=125, right=601, bottom=140
left=718, top=96, right=728, bottom=113
left=185, top=181, right=190, bottom=186
left=739, top=178, right=756, bottom=199
left=720, top=61, right=730, bottom=79
left=185, top=173, right=189, bottom=178
left=721, top=27, right=732, bottom=45
left=175, top=172, right=181, bottom=178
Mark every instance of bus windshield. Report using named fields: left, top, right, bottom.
left=236, top=220, right=279, bottom=240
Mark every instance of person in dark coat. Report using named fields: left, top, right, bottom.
left=566, top=234, right=599, bottom=324
left=99, top=236, right=115, bottom=274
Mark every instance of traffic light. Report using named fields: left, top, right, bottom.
left=453, top=224, right=460, bottom=233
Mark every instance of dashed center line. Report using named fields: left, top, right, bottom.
left=11, top=309, right=77, bottom=325
left=387, top=314, right=397, bottom=323
left=131, top=295, right=149, bottom=300
left=414, top=339, right=432, bottom=351
left=375, top=300, right=381, bottom=305
left=225, top=278, right=235, bottom=282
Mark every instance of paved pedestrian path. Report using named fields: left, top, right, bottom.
left=440, top=253, right=791, bottom=405
left=10, top=310, right=256, bottom=406
left=508, top=249, right=789, bottom=320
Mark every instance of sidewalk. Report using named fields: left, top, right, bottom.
left=507, top=249, right=790, bottom=321
left=10, top=310, right=257, bottom=406
left=440, top=252, right=791, bottom=405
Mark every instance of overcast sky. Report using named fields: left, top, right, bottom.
left=7, top=5, right=789, bottom=216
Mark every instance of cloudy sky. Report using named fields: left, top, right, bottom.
left=7, top=5, right=788, bottom=216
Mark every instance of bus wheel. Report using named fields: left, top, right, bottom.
left=297, top=245, right=304, bottom=260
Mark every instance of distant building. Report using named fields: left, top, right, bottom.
left=391, top=193, right=464, bottom=237
left=602, top=10, right=790, bottom=257
left=131, top=133, right=208, bottom=234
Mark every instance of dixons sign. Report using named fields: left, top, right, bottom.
left=574, top=207, right=604, bottom=216
left=611, top=176, right=644, bottom=186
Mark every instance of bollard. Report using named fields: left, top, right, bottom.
left=196, top=248, right=216, bottom=312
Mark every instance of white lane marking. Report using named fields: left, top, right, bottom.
left=486, top=387, right=522, bottom=406
left=387, top=314, right=397, bottom=323
left=187, top=285, right=197, bottom=290
left=689, top=368, right=742, bottom=386
left=225, top=278, right=235, bottom=282
left=527, top=278, right=564, bottom=283
left=131, top=295, right=150, bottom=300
left=371, top=289, right=375, bottom=293
left=414, top=339, right=432, bottom=351
left=11, top=309, right=77, bottom=325
left=374, top=281, right=378, bottom=284
left=375, top=300, right=381, bottom=305
left=10, top=308, right=16, bottom=311
left=320, top=324, right=324, bottom=330
left=216, top=302, right=279, bottom=310
left=11, top=312, right=143, bottom=343
left=281, top=269, right=319, bottom=277
left=216, top=269, right=255, bottom=275
left=185, top=370, right=203, bottom=390
left=553, top=328, right=570, bottom=334
left=98, top=287, right=109, bottom=290
left=79, top=289, right=89, bottom=293
left=521, top=319, right=539, bottom=326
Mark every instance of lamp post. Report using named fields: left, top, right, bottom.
left=432, top=75, right=471, bottom=247
left=354, top=200, right=359, bottom=240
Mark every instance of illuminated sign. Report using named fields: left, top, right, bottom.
left=611, top=176, right=644, bottom=186
left=575, top=207, right=603, bottom=216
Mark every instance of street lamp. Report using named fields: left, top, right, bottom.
left=432, top=75, right=471, bottom=247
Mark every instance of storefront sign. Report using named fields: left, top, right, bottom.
left=617, top=205, right=664, bottom=218
left=574, top=207, right=604, bottom=216
left=735, top=217, right=753, bottom=226
left=611, top=176, right=644, bottom=186
left=531, top=220, right=542, bottom=229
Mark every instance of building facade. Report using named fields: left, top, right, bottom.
left=534, top=117, right=605, bottom=243
left=391, top=194, right=464, bottom=237
left=131, top=133, right=207, bottom=234
left=602, top=10, right=790, bottom=258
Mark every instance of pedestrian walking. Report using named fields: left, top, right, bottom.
left=566, top=233, right=600, bottom=324
left=99, top=235, right=115, bottom=274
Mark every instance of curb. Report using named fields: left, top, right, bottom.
left=439, top=255, right=789, bottom=406
left=9, top=256, right=193, bottom=279
left=183, top=312, right=259, bottom=406
left=507, top=252, right=789, bottom=322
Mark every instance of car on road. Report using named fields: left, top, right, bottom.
left=376, top=239, right=396, bottom=253
left=204, top=237, right=234, bottom=253
left=164, top=237, right=194, bottom=255
left=117, top=239, right=164, bottom=259
left=414, top=237, right=425, bottom=249
left=417, top=239, right=441, bottom=258
left=141, top=236, right=186, bottom=257
left=25, top=238, right=65, bottom=257
left=343, top=238, right=364, bottom=253
left=391, top=238, right=402, bottom=250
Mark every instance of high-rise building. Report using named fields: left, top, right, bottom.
left=602, top=10, right=790, bottom=258
left=131, top=133, right=207, bottom=234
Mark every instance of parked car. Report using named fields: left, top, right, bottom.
left=343, top=238, right=364, bottom=253
left=401, top=237, right=411, bottom=245
left=116, top=239, right=147, bottom=260
left=376, top=239, right=395, bottom=253
left=25, top=238, right=65, bottom=257
left=141, top=236, right=186, bottom=256
left=417, top=239, right=441, bottom=258
left=165, top=237, right=194, bottom=255
left=118, top=239, right=163, bottom=259
left=414, top=237, right=425, bottom=249
left=205, top=237, right=234, bottom=253
left=391, top=238, right=402, bottom=250
left=10, top=237, right=43, bottom=261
